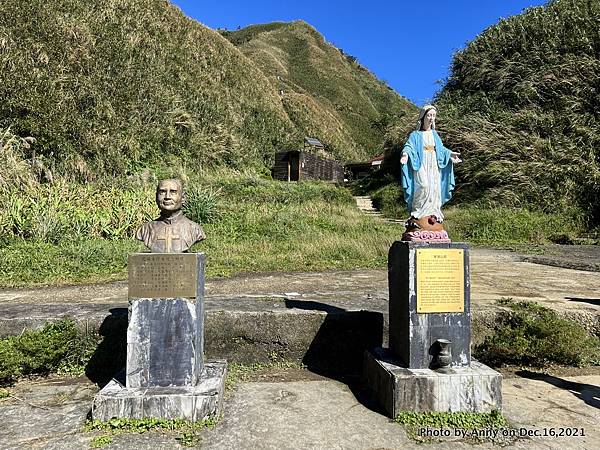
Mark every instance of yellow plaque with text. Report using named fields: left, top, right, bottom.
left=416, top=249, right=464, bottom=313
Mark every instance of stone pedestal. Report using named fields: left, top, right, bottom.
left=389, top=241, right=471, bottom=368
left=92, top=253, right=226, bottom=421
left=363, top=348, right=501, bottom=416
left=363, top=241, right=502, bottom=416
left=127, top=297, right=204, bottom=387
left=92, top=361, right=227, bottom=421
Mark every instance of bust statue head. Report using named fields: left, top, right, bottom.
left=156, top=178, right=184, bottom=217
left=135, top=178, right=206, bottom=253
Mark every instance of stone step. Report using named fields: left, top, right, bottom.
left=353, top=195, right=377, bottom=214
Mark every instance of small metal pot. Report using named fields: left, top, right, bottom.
left=435, top=339, right=452, bottom=370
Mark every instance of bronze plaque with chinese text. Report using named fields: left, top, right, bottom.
left=128, top=253, right=198, bottom=299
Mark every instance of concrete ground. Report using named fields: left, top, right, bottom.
left=0, top=369, right=598, bottom=450
left=0, top=246, right=599, bottom=449
left=0, top=247, right=599, bottom=325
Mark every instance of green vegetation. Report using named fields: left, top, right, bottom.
left=0, top=388, right=9, bottom=399
left=0, top=318, right=304, bottom=387
left=86, top=416, right=217, bottom=432
left=369, top=182, right=405, bottom=219
left=0, top=239, right=142, bottom=287
left=0, top=170, right=402, bottom=288
left=434, top=0, right=600, bottom=226
left=2, top=162, right=587, bottom=288
left=0, top=318, right=99, bottom=384
left=89, top=435, right=112, bottom=449
left=86, top=417, right=217, bottom=448
left=223, top=21, right=416, bottom=161
left=226, top=361, right=304, bottom=393
left=475, top=299, right=600, bottom=367
left=443, top=206, right=583, bottom=246
left=395, top=410, right=507, bottom=441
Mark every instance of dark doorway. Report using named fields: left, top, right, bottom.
left=288, top=152, right=300, bottom=181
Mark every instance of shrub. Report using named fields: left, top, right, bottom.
left=370, top=183, right=405, bottom=219
left=183, top=186, right=221, bottom=224
left=474, top=299, right=600, bottom=367
left=0, top=319, right=99, bottom=384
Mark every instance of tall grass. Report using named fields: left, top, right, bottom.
left=0, top=169, right=402, bottom=287
left=433, top=0, right=600, bottom=225
left=0, top=128, right=39, bottom=190
left=0, top=180, right=155, bottom=242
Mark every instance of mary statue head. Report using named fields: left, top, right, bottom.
left=416, top=104, right=437, bottom=131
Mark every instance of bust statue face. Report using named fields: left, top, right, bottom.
left=156, top=179, right=183, bottom=215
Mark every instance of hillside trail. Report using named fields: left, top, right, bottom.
left=353, top=195, right=404, bottom=224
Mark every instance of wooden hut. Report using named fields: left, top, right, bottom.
left=272, top=137, right=344, bottom=182
left=345, top=154, right=384, bottom=180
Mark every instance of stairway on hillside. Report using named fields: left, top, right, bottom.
left=354, top=196, right=381, bottom=216
left=353, top=196, right=404, bottom=224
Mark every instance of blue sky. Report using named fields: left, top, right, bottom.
left=172, top=0, right=547, bottom=106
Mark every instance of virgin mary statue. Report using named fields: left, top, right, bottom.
left=400, top=105, right=461, bottom=240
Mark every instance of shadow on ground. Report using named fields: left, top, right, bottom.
left=85, top=308, right=127, bottom=387
left=284, top=299, right=387, bottom=414
left=516, top=370, right=600, bottom=410
left=565, top=297, right=600, bottom=306
left=82, top=300, right=388, bottom=413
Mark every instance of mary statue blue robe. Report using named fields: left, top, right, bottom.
left=400, top=130, right=455, bottom=219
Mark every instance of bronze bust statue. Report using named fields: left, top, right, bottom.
left=135, top=179, right=205, bottom=253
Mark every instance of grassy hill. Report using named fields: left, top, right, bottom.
left=222, top=21, right=415, bottom=161
left=0, top=1, right=414, bottom=185
left=1, top=0, right=306, bottom=180
left=1, top=0, right=306, bottom=179
left=434, top=0, right=600, bottom=226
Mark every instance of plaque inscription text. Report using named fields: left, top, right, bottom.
left=416, top=249, right=464, bottom=313
left=128, top=253, right=198, bottom=299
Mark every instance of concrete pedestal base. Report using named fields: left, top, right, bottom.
left=92, top=360, right=227, bottom=422
left=363, top=348, right=502, bottom=417
left=127, top=297, right=204, bottom=388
